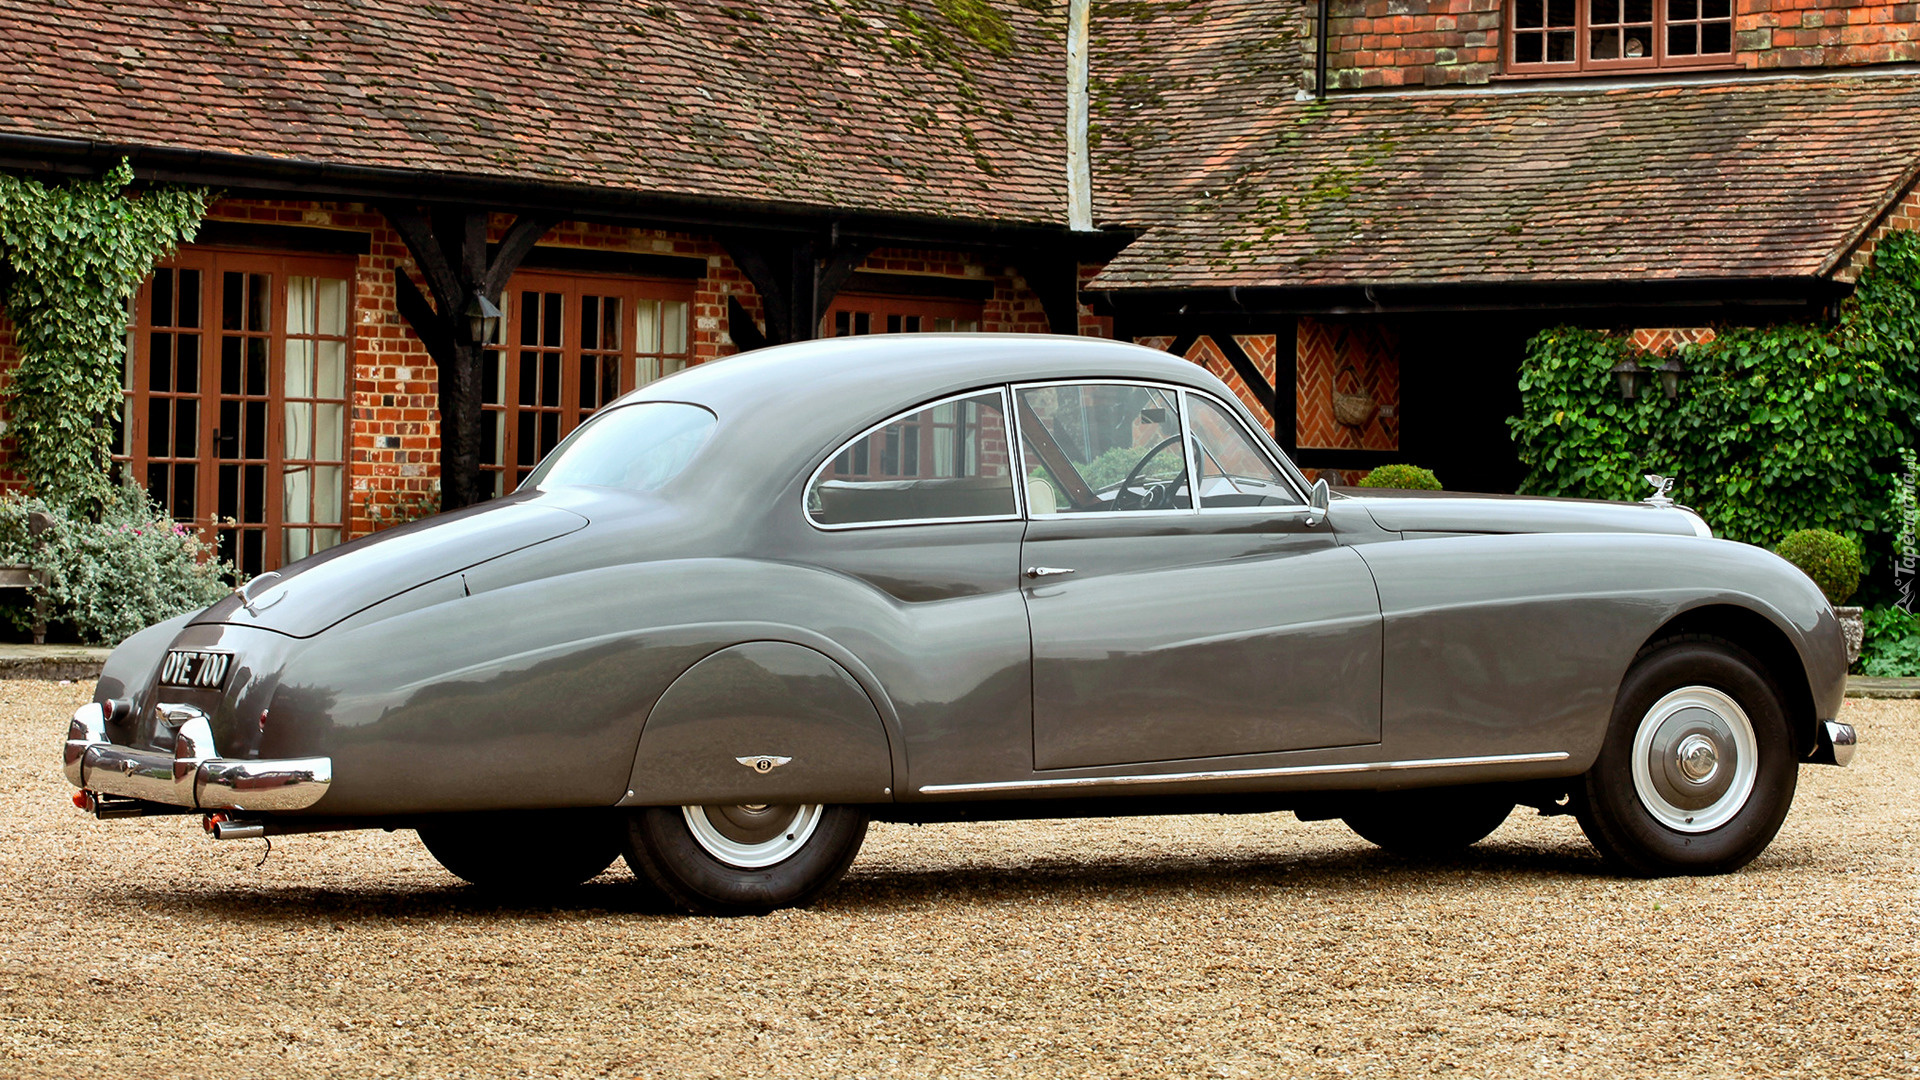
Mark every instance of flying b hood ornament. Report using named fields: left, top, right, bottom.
left=1643, top=474, right=1676, bottom=509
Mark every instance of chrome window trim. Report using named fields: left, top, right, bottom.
left=1011, top=377, right=1201, bottom=521
left=917, top=750, right=1573, bottom=795
left=804, top=386, right=1023, bottom=532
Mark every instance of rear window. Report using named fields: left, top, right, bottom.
left=808, top=391, right=1018, bottom=527
left=525, top=402, right=716, bottom=492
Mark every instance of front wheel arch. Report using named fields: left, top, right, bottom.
left=1638, top=604, right=1819, bottom=760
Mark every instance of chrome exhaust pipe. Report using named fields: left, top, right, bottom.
left=203, top=814, right=267, bottom=840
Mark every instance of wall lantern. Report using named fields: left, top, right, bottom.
left=465, top=291, right=504, bottom=344
left=1611, top=357, right=1687, bottom=401
left=1611, top=358, right=1646, bottom=400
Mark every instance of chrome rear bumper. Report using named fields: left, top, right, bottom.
left=63, top=702, right=332, bottom=812
left=1811, top=719, right=1856, bottom=767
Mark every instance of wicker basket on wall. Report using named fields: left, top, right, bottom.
left=1332, top=364, right=1379, bottom=428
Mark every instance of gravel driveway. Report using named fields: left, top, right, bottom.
left=4, top=679, right=1915, bottom=1079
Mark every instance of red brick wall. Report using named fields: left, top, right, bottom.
left=1296, top=319, right=1400, bottom=452
left=1839, top=182, right=1920, bottom=281
left=1322, top=0, right=1919, bottom=88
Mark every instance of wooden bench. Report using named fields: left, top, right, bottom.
left=0, top=511, right=53, bottom=645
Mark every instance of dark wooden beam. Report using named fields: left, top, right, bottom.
left=718, top=229, right=874, bottom=351
left=381, top=204, right=557, bottom=512
left=1014, top=251, right=1080, bottom=335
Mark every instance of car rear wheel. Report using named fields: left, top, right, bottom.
left=1340, top=787, right=1514, bottom=856
left=622, top=803, right=869, bottom=916
left=419, top=813, right=623, bottom=894
left=1576, top=637, right=1797, bottom=876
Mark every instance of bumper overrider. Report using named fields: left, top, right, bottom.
left=1813, top=719, right=1857, bottom=767
left=63, top=702, right=332, bottom=813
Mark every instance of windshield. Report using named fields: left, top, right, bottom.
left=525, top=402, right=716, bottom=492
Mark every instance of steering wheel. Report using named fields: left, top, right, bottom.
left=1113, top=434, right=1188, bottom=510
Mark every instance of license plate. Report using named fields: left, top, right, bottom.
left=159, top=650, right=233, bottom=691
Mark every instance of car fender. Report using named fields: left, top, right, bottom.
left=620, top=640, right=896, bottom=807
left=1352, top=531, right=1845, bottom=774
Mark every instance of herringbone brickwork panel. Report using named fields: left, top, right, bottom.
left=1296, top=318, right=1398, bottom=452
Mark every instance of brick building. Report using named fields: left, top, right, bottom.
left=1, top=0, right=1917, bottom=574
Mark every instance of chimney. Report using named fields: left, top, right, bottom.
left=1067, top=0, right=1094, bottom=232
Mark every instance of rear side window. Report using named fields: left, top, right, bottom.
left=808, top=390, right=1018, bottom=527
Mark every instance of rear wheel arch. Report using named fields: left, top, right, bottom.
left=1639, top=605, right=1817, bottom=759
left=622, top=639, right=897, bottom=807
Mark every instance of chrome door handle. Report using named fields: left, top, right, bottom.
left=1025, top=566, right=1076, bottom=579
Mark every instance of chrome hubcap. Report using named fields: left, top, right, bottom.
left=1630, top=686, right=1757, bottom=833
left=682, top=803, right=823, bottom=869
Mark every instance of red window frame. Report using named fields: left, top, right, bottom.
left=823, top=292, right=983, bottom=337
left=117, top=248, right=357, bottom=577
left=1506, top=0, right=1734, bottom=74
left=480, top=271, right=695, bottom=496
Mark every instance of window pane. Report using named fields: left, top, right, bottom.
left=285, top=338, right=313, bottom=398
left=1669, top=23, right=1698, bottom=54
left=315, top=403, right=344, bottom=460
left=1701, top=20, right=1730, bottom=51
left=664, top=301, right=688, bottom=353
left=1624, top=0, right=1652, bottom=22
left=284, top=402, right=313, bottom=459
left=317, top=278, right=348, bottom=337
left=283, top=465, right=312, bottom=524
left=809, top=392, right=1015, bottom=526
left=637, top=301, right=661, bottom=354
left=284, top=526, right=311, bottom=565
left=1549, top=29, right=1576, bottom=60
left=1017, top=384, right=1189, bottom=514
left=1547, top=0, right=1576, bottom=24
left=287, top=276, right=316, bottom=336
left=1515, top=32, right=1544, bottom=63
left=312, top=466, right=343, bottom=523
left=1669, top=0, right=1697, bottom=20
left=317, top=340, right=346, bottom=399
left=1190, top=396, right=1297, bottom=509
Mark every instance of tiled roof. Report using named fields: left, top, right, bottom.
left=0, top=0, right=1068, bottom=225
left=1088, top=0, right=1920, bottom=289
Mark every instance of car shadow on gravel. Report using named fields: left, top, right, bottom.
left=826, top=841, right=1615, bottom=912
left=101, top=841, right=1613, bottom=922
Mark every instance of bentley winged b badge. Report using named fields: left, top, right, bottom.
left=737, top=755, right=793, bottom=775
left=1643, top=474, right=1676, bottom=509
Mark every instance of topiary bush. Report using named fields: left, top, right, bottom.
left=0, top=485, right=237, bottom=646
left=1773, top=528, right=1862, bottom=606
left=1857, top=606, right=1920, bottom=676
left=1356, top=464, right=1442, bottom=490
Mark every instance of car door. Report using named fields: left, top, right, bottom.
left=1016, top=382, right=1382, bottom=770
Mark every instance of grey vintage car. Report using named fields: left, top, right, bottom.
left=64, top=335, right=1855, bottom=914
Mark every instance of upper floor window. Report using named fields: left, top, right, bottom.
left=1509, top=0, right=1731, bottom=72
left=824, top=292, right=982, bottom=336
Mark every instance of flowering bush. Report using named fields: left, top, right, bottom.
left=0, top=485, right=236, bottom=646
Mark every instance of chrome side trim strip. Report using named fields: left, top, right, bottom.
left=917, top=750, right=1573, bottom=795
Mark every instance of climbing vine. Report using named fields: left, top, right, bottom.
left=1510, top=230, right=1920, bottom=599
left=0, top=162, right=210, bottom=507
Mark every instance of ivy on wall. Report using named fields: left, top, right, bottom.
left=1510, top=230, right=1920, bottom=596
left=0, top=162, right=210, bottom=507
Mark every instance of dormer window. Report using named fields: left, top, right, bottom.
left=1509, top=0, right=1733, bottom=72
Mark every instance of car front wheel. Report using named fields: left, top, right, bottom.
left=1576, top=636, right=1797, bottom=876
left=621, top=803, right=868, bottom=916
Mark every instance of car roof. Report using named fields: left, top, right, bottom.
left=628, top=333, right=1230, bottom=422
left=614, top=334, right=1273, bottom=495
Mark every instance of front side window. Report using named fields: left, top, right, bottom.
left=1189, top=396, right=1301, bottom=509
left=525, top=402, right=715, bottom=492
left=1509, top=0, right=1730, bottom=71
left=807, top=391, right=1018, bottom=527
left=1017, top=383, right=1190, bottom=515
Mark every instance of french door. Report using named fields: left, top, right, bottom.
left=480, top=272, right=693, bottom=496
left=118, top=250, right=355, bottom=577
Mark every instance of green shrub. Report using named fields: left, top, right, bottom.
left=0, top=486, right=237, bottom=646
left=1773, top=529, right=1863, bottom=606
left=1509, top=230, right=1920, bottom=600
left=1858, top=605, right=1920, bottom=677
left=1356, top=464, right=1442, bottom=490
